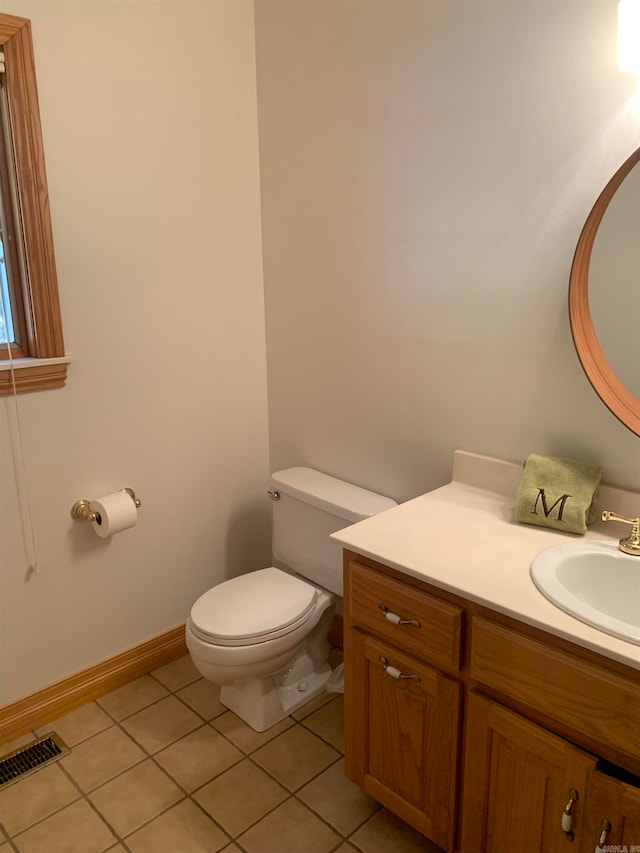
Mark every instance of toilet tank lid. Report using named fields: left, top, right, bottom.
left=271, top=467, right=397, bottom=523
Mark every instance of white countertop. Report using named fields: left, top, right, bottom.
left=331, top=451, right=640, bottom=671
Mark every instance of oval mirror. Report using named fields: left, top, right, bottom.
left=569, top=144, right=640, bottom=436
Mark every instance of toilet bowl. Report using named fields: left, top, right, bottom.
left=185, top=467, right=397, bottom=732
left=185, top=567, right=335, bottom=731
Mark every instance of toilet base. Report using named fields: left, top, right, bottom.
left=219, top=661, right=332, bottom=732
left=216, top=596, right=336, bottom=732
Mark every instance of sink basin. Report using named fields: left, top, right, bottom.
left=530, top=540, right=640, bottom=645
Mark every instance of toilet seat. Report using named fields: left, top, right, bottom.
left=189, top=567, right=318, bottom=647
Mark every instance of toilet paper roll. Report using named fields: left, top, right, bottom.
left=90, top=491, right=138, bottom=538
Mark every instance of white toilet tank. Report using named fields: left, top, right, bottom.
left=270, top=467, right=397, bottom=596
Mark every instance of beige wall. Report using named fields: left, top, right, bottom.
left=0, top=1, right=271, bottom=703
left=256, top=0, right=640, bottom=502
left=2, top=0, right=639, bottom=706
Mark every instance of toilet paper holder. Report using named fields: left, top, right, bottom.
left=71, top=488, right=142, bottom=522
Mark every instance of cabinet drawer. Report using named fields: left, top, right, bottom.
left=345, top=560, right=463, bottom=673
left=470, top=617, right=640, bottom=763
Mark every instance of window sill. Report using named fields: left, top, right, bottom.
left=0, top=355, right=72, bottom=396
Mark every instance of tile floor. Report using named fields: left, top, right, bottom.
left=0, top=655, right=444, bottom=853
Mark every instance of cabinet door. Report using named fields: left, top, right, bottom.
left=460, top=692, right=595, bottom=853
left=344, top=628, right=461, bottom=852
left=579, top=769, right=640, bottom=852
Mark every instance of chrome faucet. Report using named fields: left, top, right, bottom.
left=601, top=511, right=640, bottom=556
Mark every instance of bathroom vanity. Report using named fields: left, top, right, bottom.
left=332, top=451, right=640, bottom=853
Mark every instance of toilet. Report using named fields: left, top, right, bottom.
left=185, top=467, right=396, bottom=731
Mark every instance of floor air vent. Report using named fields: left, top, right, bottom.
left=0, top=733, right=70, bottom=789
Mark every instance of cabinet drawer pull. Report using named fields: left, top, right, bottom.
left=561, top=787, right=578, bottom=838
left=378, top=604, right=421, bottom=627
left=379, top=656, right=421, bottom=682
left=595, top=818, right=611, bottom=853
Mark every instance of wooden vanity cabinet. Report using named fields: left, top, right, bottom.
left=344, top=558, right=463, bottom=852
left=579, top=769, right=640, bottom=852
left=460, top=695, right=640, bottom=853
left=460, top=693, right=595, bottom=852
left=343, top=550, right=640, bottom=853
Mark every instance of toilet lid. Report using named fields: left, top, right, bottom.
left=189, top=567, right=318, bottom=646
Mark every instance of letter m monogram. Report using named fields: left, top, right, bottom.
left=532, top=489, right=572, bottom=522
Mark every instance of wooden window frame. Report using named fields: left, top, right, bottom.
left=0, top=13, right=67, bottom=396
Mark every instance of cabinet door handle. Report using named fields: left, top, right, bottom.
left=561, top=787, right=578, bottom=838
left=379, top=656, right=421, bottom=682
left=378, top=604, right=421, bottom=627
left=595, top=818, right=612, bottom=853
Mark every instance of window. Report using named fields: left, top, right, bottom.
left=0, top=13, right=68, bottom=396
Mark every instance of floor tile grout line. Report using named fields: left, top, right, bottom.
left=208, top=712, right=297, bottom=757
left=10, top=708, right=200, bottom=846
left=101, top=689, right=200, bottom=729
left=290, top=692, right=340, bottom=722
left=3, top=763, right=85, bottom=841
left=121, top=718, right=242, bottom=846
left=229, top=792, right=293, bottom=846
left=168, top=680, right=230, bottom=724
left=3, top=698, right=239, bottom=805
left=182, top=792, right=235, bottom=848
left=51, top=756, right=132, bottom=851
left=147, top=666, right=202, bottom=694
left=0, top=816, right=17, bottom=850
left=94, top=666, right=204, bottom=725
left=2, top=660, right=361, bottom=850
left=116, top=791, right=232, bottom=848
left=2, top=757, right=382, bottom=851
left=342, top=802, right=384, bottom=843
left=246, top=748, right=343, bottom=796
left=291, top=777, right=382, bottom=840
left=71, top=690, right=222, bottom=764
left=96, top=691, right=170, bottom=726
left=97, top=683, right=228, bottom=753
left=232, top=790, right=349, bottom=852
left=53, top=709, right=251, bottom=823
left=118, top=716, right=350, bottom=840
left=0, top=762, right=386, bottom=853
left=297, top=717, right=345, bottom=754
left=220, top=751, right=352, bottom=843
left=289, top=789, right=360, bottom=843
left=24, top=672, right=225, bottom=790
left=91, top=787, right=192, bottom=849
left=103, top=721, right=196, bottom=795
left=216, top=738, right=380, bottom=848
left=249, top=716, right=343, bottom=766
left=190, top=744, right=342, bottom=845
left=169, top=751, right=246, bottom=798
left=92, top=714, right=236, bottom=846
left=112, top=717, right=201, bottom=763
left=98, top=789, right=191, bottom=847
left=1, top=720, right=343, bottom=843
left=61, top=720, right=149, bottom=792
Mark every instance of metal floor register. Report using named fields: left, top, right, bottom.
left=0, top=733, right=70, bottom=790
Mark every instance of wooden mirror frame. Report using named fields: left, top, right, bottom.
left=569, top=144, right=640, bottom=436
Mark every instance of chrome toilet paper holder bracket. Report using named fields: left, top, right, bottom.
left=71, top=488, right=142, bottom=522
